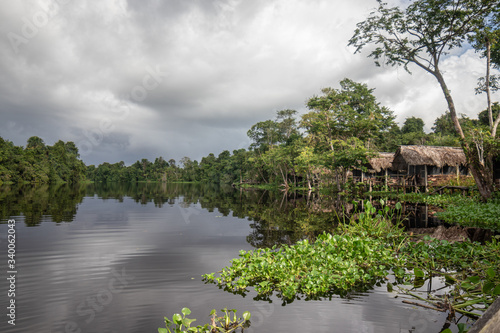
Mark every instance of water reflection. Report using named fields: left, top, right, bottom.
left=0, top=183, right=451, bottom=332
left=1, top=183, right=352, bottom=246
left=0, top=183, right=86, bottom=226
left=1, top=182, right=458, bottom=238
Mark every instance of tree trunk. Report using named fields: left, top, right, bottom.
left=464, top=147, right=493, bottom=200
left=486, top=39, right=494, bottom=131
left=434, top=69, right=465, bottom=139
left=434, top=69, right=494, bottom=200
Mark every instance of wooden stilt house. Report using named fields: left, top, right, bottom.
left=392, top=145, right=468, bottom=191
left=352, top=152, right=395, bottom=190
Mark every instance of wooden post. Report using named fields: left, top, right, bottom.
left=424, top=204, right=428, bottom=228
left=424, top=165, right=428, bottom=192
left=407, top=165, right=410, bottom=193
left=456, top=164, right=460, bottom=185
left=384, top=169, right=388, bottom=191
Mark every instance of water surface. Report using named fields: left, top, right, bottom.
left=0, top=183, right=454, bottom=332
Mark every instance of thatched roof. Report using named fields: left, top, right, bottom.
left=392, top=145, right=467, bottom=171
left=368, top=152, right=394, bottom=172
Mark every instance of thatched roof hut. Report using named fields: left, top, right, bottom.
left=392, top=145, right=467, bottom=171
left=367, top=152, right=394, bottom=173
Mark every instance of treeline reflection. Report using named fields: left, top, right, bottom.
left=1, top=183, right=443, bottom=247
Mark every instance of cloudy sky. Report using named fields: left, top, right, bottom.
left=1, top=0, right=498, bottom=166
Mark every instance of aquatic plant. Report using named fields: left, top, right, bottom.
left=203, top=201, right=500, bottom=322
left=367, top=191, right=500, bottom=231
left=436, top=199, right=500, bottom=231
left=204, top=232, right=401, bottom=302
left=399, top=235, right=500, bottom=317
left=203, top=202, right=407, bottom=302
left=159, top=307, right=250, bottom=333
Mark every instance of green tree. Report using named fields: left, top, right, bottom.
left=377, top=124, right=403, bottom=152
left=26, top=136, right=46, bottom=151
left=294, top=140, right=322, bottom=190
left=247, top=109, right=300, bottom=152
left=303, top=78, right=395, bottom=150
left=400, top=117, right=427, bottom=145
left=470, top=12, right=500, bottom=136
left=478, top=103, right=500, bottom=127
left=247, top=120, right=280, bottom=152
left=432, top=112, right=456, bottom=136
left=401, top=117, right=424, bottom=135
left=349, top=0, right=499, bottom=199
left=301, top=79, right=392, bottom=188
left=275, top=109, right=301, bottom=144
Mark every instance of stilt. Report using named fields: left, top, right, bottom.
left=424, top=165, right=428, bottom=193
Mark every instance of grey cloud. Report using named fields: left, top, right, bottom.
left=1, top=0, right=497, bottom=167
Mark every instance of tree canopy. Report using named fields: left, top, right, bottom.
left=349, top=0, right=500, bottom=199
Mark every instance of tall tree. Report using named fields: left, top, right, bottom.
left=401, top=117, right=425, bottom=135
left=301, top=79, right=394, bottom=188
left=302, top=78, right=395, bottom=150
left=349, top=0, right=499, bottom=199
left=247, top=109, right=300, bottom=152
left=471, top=12, right=500, bottom=136
left=401, top=117, right=427, bottom=145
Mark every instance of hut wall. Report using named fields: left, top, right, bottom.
left=427, top=165, right=468, bottom=176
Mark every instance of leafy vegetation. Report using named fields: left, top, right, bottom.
left=367, top=191, right=500, bottom=231
left=367, top=192, right=470, bottom=206
left=0, top=136, right=86, bottom=185
left=203, top=202, right=406, bottom=303
left=159, top=308, right=250, bottom=333
left=400, top=235, right=500, bottom=318
left=349, top=0, right=500, bottom=200
left=204, top=232, right=400, bottom=302
left=436, top=199, right=500, bottom=231
left=203, top=201, right=500, bottom=324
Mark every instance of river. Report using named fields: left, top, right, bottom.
left=0, top=183, right=452, bottom=332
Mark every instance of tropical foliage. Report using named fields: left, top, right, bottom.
left=159, top=307, right=250, bottom=333
left=0, top=136, right=85, bottom=185
left=349, top=0, right=500, bottom=199
left=203, top=201, right=500, bottom=319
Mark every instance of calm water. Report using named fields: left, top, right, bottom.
left=0, top=183, right=453, bottom=333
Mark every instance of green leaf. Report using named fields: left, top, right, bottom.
left=387, top=282, right=393, bottom=292
left=467, top=276, right=480, bottom=284
left=413, top=278, right=425, bottom=289
left=414, top=268, right=425, bottom=278
left=461, top=282, right=474, bottom=290
left=210, top=309, right=216, bottom=316
left=493, top=284, right=500, bottom=295
left=486, top=267, right=496, bottom=279
left=182, top=318, right=196, bottom=327
left=457, top=323, right=468, bottom=333
left=158, top=328, right=169, bottom=333
left=172, top=313, right=183, bottom=325
left=182, top=307, right=191, bottom=316
left=242, top=311, right=251, bottom=321
left=483, top=281, right=495, bottom=294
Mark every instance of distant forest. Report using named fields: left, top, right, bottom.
left=1, top=79, right=498, bottom=188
